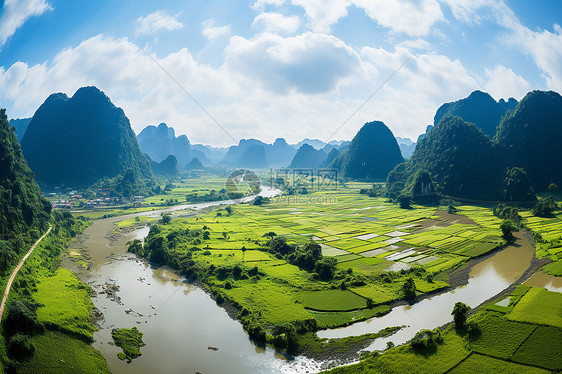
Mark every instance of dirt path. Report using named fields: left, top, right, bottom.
left=0, top=226, right=52, bottom=320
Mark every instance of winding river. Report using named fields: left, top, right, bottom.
left=66, top=189, right=321, bottom=374
left=65, top=194, right=560, bottom=373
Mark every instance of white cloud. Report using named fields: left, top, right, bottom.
left=351, top=46, right=479, bottom=137
left=439, top=0, right=498, bottom=24
left=484, top=64, right=530, bottom=100
left=508, top=24, right=562, bottom=92
left=201, top=19, right=231, bottom=40
left=224, top=32, right=361, bottom=94
left=353, top=0, right=444, bottom=36
left=136, top=10, right=183, bottom=35
left=0, top=32, right=480, bottom=146
left=290, top=0, right=444, bottom=35
left=252, top=12, right=301, bottom=34
left=0, top=0, right=51, bottom=47
left=251, top=0, right=286, bottom=11
left=440, top=0, right=562, bottom=93
left=291, top=0, right=351, bottom=33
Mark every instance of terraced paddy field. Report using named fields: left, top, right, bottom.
left=326, top=285, right=562, bottom=373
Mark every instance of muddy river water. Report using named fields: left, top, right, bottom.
left=66, top=196, right=560, bottom=373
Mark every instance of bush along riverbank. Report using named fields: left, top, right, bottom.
left=0, top=211, right=110, bottom=374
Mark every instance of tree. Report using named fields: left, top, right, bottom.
left=451, top=302, right=470, bottom=329
left=549, top=183, right=559, bottom=195
left=500, top=219, right=517, bottom=242
left=262, top=232, right=277, bottom=239
left=402, top=277, right=416, bottom=300
left=314, top=258, right=336, bottom=281
left=225, top=206, right=232, bottom=215
left=398, top=195, right=412, bottom=209
left=161, top=213, right=172, bottom=224
left=532, top=197, right=556, bottom=217
left=241, top=246, right=247, bottom=263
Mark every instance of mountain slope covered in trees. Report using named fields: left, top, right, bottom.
left=496, top=90, right=562, bottom=190
left=21, top=86, right=152, bottom=187
left=434, top=90, right=517, bottom=137
left=387, top=116, right=503, bottom=200
left=333, top=121, right=403, bottom=179
left=0, top=108, right=51, bottom=264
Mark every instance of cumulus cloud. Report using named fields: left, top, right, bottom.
left=440, top=0, right=562, bottom=93
left=224, top=32, right=361, bottom=94
left=339, top=46, right=479, bottom=138
left=201, top=19, right=231, bottom=40
left=0, top=31, right=479, bottom=146
left=136, top=10, right=183, bottom=35
left=252, top=12, right=301, bottom=34
left=484, top=64, right=530, bottom=100
left=0, top=0, right=51, bottom=47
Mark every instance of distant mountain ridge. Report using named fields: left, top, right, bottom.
left=21, top=86, right=152, bottom=187
left=9, top=118, right=31, bottom=141
left=137, top=123, right=208, bottom=168
left=289, top=144, right=327, bottom=169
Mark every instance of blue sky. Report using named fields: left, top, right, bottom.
left=0, top=0, right=561, bottom=146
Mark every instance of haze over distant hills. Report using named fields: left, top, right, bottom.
left=21, top=86, right=152, bottom=187
left=137, top=123, right=208, bottom=168
left=8, top=118, right=31, bottom=141
left=289, top=144, right=327, bottom=169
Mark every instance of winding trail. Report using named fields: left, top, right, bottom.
left=0, top=226, right=52, bottom=320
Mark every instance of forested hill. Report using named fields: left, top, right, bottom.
left=21, top=86, right=152, bottom=187
left=387, top=116, right=503, bottom=200
left=496, top=90, right=562, bottom=190
left=434, top=90, right=517, bottom=137
left=0, top=108, right=51, bottom=251
left=332, top=121, right=403, bottom=179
